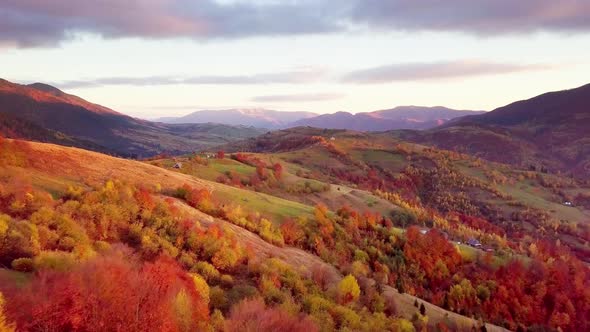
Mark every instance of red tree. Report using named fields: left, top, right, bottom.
left=272, top=163, right=283, bottom=180
left=2, top=253, right=209, bottom=332
left=225, top=297, right=318, bottom=332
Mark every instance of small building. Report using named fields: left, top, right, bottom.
left=330, top=137, right=336, bottom=141
left=173, top=162, right=182, bottom=169
left=467, top=238, right=482, bottom=248
left=419, top=228, right=429, bottom=235
left=564, top=201, right=573, bottom=207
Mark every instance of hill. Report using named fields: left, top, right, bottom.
left=290, top=107, right=484, bottom=131
left=155, top=127, right=590, bottom=330
left=157, top=108, right=318, bottom=129
left=219, top=127, right=590, bottom=260
left=399, top=83, right=590, bottom=178
left=0, top=138, right=515, bottom=331
left=0, top=79, right=264, bottom=157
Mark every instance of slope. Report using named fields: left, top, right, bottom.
left=0, top=138, right=513, bottom=331
left=0, top=78, right=264, bottom=157
left=153, top=128, right=590, bottom=330
left=400, top=83, right=590, bottom=178
left=218, top=127, right=590, bottom=260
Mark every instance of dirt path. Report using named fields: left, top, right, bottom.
left=171, top=198, right=509, bottom=331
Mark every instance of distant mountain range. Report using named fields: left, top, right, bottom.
left=290, top=107, right=485, bottom=131
left=157, top=109, right=317, bottom=129
left=3, top=77, right=588, bottom=178
left=0, top=79, right=264, bottom=157
left=398, top=83, right=590, bottom=178
left=158, top=106, right=484, bottom=131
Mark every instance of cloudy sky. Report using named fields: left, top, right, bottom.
left=1, top=0, right=589, bottom=118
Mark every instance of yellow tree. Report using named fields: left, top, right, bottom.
left=337, top=275, right=360, bottom=304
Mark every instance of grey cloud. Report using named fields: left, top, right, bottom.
left=351, top=0, right=590, bottom=36
left=0, top=0, right=347, bottom=47
left=2, top=1, right=590, bottom=48
left=342, top=60, right=553, bottom=84
left=251, top=93, right=344, bottom=103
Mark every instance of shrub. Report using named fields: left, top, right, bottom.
left=192, top=261, right=221, bottom=284
left=210, top=286, right=228, bottom=311
left=220, top=274, right=234, bottom=288
left=33, top=251, right=76, bottom=272
left=11, top=257, right=34, bottom=272
left=329, top=305, right=361, bottom=330
left=212, top=246, right=239, bottom=271
left=303, top=295, right=332, bottom=315
left=392, top=318, right=415, bottom=332
left=191, top=273, right=210, bottom=305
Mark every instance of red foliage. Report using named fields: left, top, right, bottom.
left=314, top=204, right=334, bottom=247
left=454, top=213, right=505, bottom=236
left=256, top=164, right=267, bottom=180
left=180, top=184, right=212, bottom=208
left=272, top=163, right=283, bottom=180
left=225, top=297, right=318, bottom=332
left=1, top=253, right=209, bottom=332
left=404, top=227, right=461, bottom=288
left=234, top=153, right=267, bottom=169
left=134, top=187, right=156, bottom=211
left=217, top=151, right=225, bottom=159
left=280, top=219, right=305, bottom=245
left=234, top=153, right=249, bottom=164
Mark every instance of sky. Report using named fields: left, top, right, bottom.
left=1, top=0, right=590, bottom=118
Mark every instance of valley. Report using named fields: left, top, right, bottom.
left=0, top=79, right=589, bottom=332
left=2, top=3, right=589, bottom=331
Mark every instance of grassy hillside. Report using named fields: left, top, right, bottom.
left=0, top=137, right=588, bottom=331
left=151, top=128, right=590, bottom=330
left=0, top=138, right=515, bottom=331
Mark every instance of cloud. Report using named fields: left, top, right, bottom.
left=251, top=93, right=344, bottom=103
left=0, top=0, right=346, bottom=47
left=342, top=60, right=553, bottom=84
left=53, top=69, right=325, bottom=89
left=351, top=0, right=590, bottom=36
left=1, top=0, right=589, bottom=47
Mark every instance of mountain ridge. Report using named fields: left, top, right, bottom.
left=0, top=78, right=264, bottom=157
left=158, top=106, right=485, bottom=131
left=399, top=82, right=590, bottom=178
left=290, top=106, right=485, bottom=131
left=157, top=108, right=318, bottom=129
